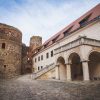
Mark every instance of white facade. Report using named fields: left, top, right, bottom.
left=33, top=21, right=100, bottom=73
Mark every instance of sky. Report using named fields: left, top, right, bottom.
left=0, top=0, right=100, bottom=45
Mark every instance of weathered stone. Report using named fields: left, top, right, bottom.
left=0, top=23, right=22, bottom=79
left=0, top=75, right=100, bottom=100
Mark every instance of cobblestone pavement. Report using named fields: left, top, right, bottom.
left=0, top=75, right=100, bottom=100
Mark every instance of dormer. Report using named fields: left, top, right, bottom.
left=79, top=13, right=92, bottom=26
left=63, top=26, right=73, bottom=37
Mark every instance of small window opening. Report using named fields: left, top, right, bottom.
left=2, top=43, right=5, bottom=49
left=79, top=14, right=92, bottom=26
left=63, top=26, right=73, bottom=37
left=4, top=65, right=6, bottom=68
left=46, top=53, right=49, bottom=58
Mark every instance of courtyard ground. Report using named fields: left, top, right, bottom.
left=0, top=75, right=100, bottom=100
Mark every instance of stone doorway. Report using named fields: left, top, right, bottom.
left=88, top=51, right=100, bottom=80
left=26, top=68, right=32, bottom=73
left=68, top=53, right=83, bottom=81
left=57, top=56, right=66, bottom=80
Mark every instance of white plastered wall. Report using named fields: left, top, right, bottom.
left=33, top=21, right=100, bottom=72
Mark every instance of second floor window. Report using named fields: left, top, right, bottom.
left=38, top=56, right=40, bottom=61
left=41, top=55, right=43, bottom=60
left=41, top=66, right=43, bottom=69
left=35, top=58, right=37, bottom=62
left=51, top=50, right=53, bottom=57
left=38, top=66, right=40, bottom=70
left=46, top=53, right=49, bottom=58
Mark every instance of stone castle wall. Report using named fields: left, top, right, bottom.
left=0, top=23, right=22, bottom=78
left=21, top=44, right=32, bottom=74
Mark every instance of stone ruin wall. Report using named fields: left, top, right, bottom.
left=29, top=36, right=42, bottom=72
left=21, top=44, right=32, bottom=74
left=0, top=23, right=22, bottom=78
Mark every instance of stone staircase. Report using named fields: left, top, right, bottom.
left=32, top=63, right=55, bottom=79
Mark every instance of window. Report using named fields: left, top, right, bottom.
left=52, top=35, right=59, bottom=43
left=2, top=43, right=5, bottom=49
left=46, top=53, right=49, bottom=58
left=63, top=26, right=73, bottom=37
left=79, top=14, right=92, bottom=26
left=4, top=65, right=6, bottom=68
left=35, top=58, right=37, bottom=62
left=41, top=55, right=43, bottom=60
left=51, top=50, right=53, bottom=57
left=38, top=56, right=40, bottom=61
left=38, top=66, right=40, bottom=70
left=41, top=66, right=43, bottom=69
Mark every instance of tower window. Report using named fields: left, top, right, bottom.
left=2, top=43, right=5, bottom=49
left=63, top=26, right=73, bottom=37
left=4, top=65, right=6, bottom=69
left=4, top=65, right=6, bottom=68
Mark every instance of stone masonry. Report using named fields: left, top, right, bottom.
left=0, top=23, right=22, bottom=78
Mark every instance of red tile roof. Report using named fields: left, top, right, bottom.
left=43, top=4, right=100, bottom=46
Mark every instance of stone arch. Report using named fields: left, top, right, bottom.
left=57, top=56, right=66, bottom=80
left=87, top=50, right=100, bottom=60
left=88, top=51, right=100, bottom=80
left=25, top=68, right=32, bottom=73
left=68, top=52, right=83, bottom=81
left=66, top=50, right=82, bottom=64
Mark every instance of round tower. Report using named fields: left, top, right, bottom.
left=30, top=36, right=42, bottom=50
left=0, top=23, right=22, bottom=78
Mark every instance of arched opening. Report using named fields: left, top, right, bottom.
left=88, top=51, right=100, bottom=80
left=68, top=53, right=83, bottom=81
left=57, top=56, right=66, bottom=80
left=26, top=68, right=32, bottom=73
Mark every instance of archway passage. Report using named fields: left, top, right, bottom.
left=88, top=51, right=100, bottom=80
left=57, top=56, right=66, bottom=80
left=25, top=68, right=32, bottom=73
left=69, top=53, right=83, bottom=81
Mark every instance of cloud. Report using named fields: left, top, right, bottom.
left=0, top=0, right=99, bottom=45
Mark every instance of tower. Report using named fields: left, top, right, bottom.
left=0, top=23, right=22, bottom=78
left=30, top=36, right=42, bottom=51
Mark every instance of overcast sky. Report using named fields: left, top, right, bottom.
left=0, top=0, right=99, bottom=45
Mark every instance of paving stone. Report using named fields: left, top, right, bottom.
left=0, top=75, right=100, bottom=100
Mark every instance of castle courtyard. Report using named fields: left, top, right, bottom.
left=0, top=74, right=100, bottom=100
left=0, top=2, right=100, bottom=100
